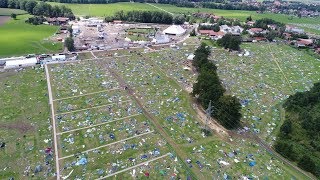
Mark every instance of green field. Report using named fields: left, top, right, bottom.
left=48, top=2, right=157, bottom=17
left=0, top=68, right=55, bottom=179
left=0, top=14, right=62, bottom=57
left=0, top=8, right=27, bottom=16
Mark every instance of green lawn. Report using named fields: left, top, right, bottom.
left=0, top=14, right=62, bottom=57
left=0, top=8, right=27, bottom=16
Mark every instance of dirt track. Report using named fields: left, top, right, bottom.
left=0, top=16, right=10, bottom=26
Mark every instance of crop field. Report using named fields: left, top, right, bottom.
left=0, top=68, right=55, bottom=179
left=0, top=14, right=62, bottom=57
left=210, top=42, right=320, bottom=142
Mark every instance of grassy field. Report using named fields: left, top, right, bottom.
left=0, top=68, right=55, bottom=179
left=0, top=14, right=62, bottom=57
left=0, top=8, right=27, bottom=16
left=48, top=2, right=157, bottom=17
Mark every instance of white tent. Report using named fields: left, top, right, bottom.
left=187, top=54, right=195, bottom=60
left=163, top=25, right=186, bottom=36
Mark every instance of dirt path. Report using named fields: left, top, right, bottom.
left=146, top=3, right=174, bottom=15
left=44, top=64, right=60, bottom=180
left=0, top=16, right=10, bottom=26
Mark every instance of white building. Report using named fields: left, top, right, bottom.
left=163, top=25, right=186, bottom=36
left=72, top=25, right=80, bottom=35
left=5, top=57, right=38, bottom=69
left=52, top=55, right=66, bottom=61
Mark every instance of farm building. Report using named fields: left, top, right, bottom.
left=198, top=30, right=225, bottom=40
left=285, top=25, right=304, bottom=34
left=247, top=28, right=268, bottom=35
left=163, top=25, right=186, bottom=36
left=295, top=39, right=313, bottom=47
left=52, top=55, right=66, bottom=61
left=5, top=57, right=38, bottom=69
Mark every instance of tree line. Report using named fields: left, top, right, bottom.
left=192, top=43, right=242, bottom=129
left=275, top=82, right=320, bottom=177
left=105, top=10, right=173, bottom=24
left=0, top=0, right=75, bottom=19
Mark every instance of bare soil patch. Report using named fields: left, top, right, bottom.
left=0, top=121, right=34, bottom=133
left=0, top=16, right=10, bottom=26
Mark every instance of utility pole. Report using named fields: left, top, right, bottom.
left=205, top=100, right=214, bottom=133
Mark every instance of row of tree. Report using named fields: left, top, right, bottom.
left=275, top=82, right=320, bottom=177
left=105, top=10, right=174, bottom=24
left=0, top=0, right=75, bottom=19
left=192, top=43, right=242, bottom=129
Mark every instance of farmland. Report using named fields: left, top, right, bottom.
left=0, top=14, right=62, bottom=57
left=210, top=42, right=320, bottom=142
left=48, top=2, right=158, bottom=17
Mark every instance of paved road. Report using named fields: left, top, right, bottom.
left=44, top=64, right=60, bottom=180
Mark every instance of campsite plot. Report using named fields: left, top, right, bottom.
left=56, top=101, right=142, bottom=132
left=59, top=132, right=173, bottom=179
left=149, top=45, right=198, bottom=92
left=182, top=135, right=304, bottom=179
left=113, top=155, right=189, bottom=179
left=54, top=90, right=130, bottom=114
left=107, top=55, right=204, bottom=144
left=49, top=60, right=120, bottom=99
left=58, top=114, right=153, bottom=156
left=211, top=43, right=320, bottom=141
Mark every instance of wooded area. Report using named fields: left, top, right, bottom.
left=192, top=43, right=242, bottom=129
left=275, top=82, right=320, bottom=177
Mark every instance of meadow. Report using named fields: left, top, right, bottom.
left=48, top=2, right=157, bottom=17
left=0, top=68, right=55, bottom=179
left=0, top=14, right=62, bottom=57
left=0, top=8, right=27, bottom=16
